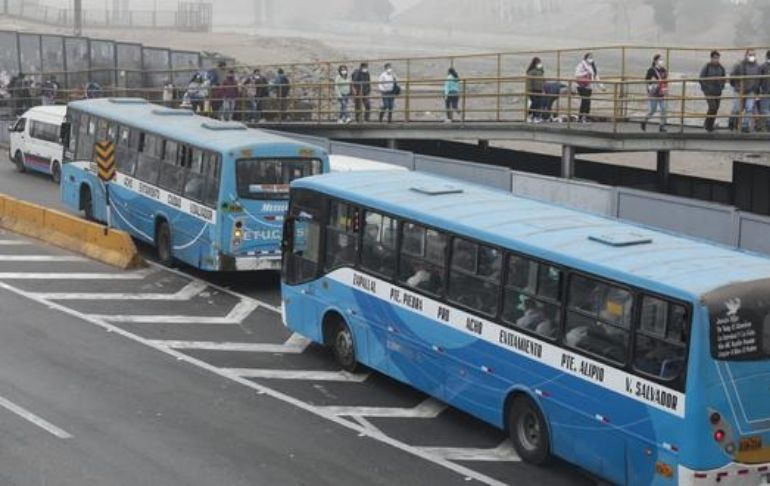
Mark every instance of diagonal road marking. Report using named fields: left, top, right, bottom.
left=0, top=267, right=157, bottom=280
left=88, top=299, right=259, bottom=324
left=225, top=368, right=371, bottom=383
left=32, top=280, right=208, bottom=301
left=149, top=333, right=311, bottom=353
left=0, top=394, right=72, bottom=439
left=318, top=397, right=447, bottom=418
left=0, top=255, right=87, bottom=262
left=416, top=441, right=520, bottom=462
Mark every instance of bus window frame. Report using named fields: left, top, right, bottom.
left=446, top=235, right=504, bottom=319
left=284, top=188, right=328, bottom=285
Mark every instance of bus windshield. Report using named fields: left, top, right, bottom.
left=706, top=279, right=770, bottom=361
left=237, top=158, right=322, bottom=200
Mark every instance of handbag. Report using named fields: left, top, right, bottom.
left=392, top=82, right=401, bottom=96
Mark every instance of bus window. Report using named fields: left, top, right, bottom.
left=324, top=200, right=359, bottom=270
left=447, top=239, right=501, bottom=316
left=360, top=210, right=397, bottom=278
left=236, top=158, right=322, bottom=200
left=96, top=118, right=108, bottom=140
left=502, top=256, right=561, bottom=339
left=183, top=150, right=206, bottom=202
left=76, top=114, right=92, bottom=160
left=564, top=275, right=633, bottom=364
left=202, top=154, right=221, bottom=207
left=106, top=123, right=117, bottom=142
left=67, top=112, right=80, bottom=155
left=116, top=126, right=136, bottom=175
left=135, top=133, right=161, bottom=183
left=158, top=140, right=183, bottom=194
left=633, top=297, right=688, bottom=382
left=398, top=223, right=448, bottom=296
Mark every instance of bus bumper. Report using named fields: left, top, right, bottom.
left=218, top=254, right=282, bottom=272
left=679, top=463, right=770, bottom=485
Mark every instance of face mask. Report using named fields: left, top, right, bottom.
left=536, top=64, right=543, bottom=69
left=748, top=56, right=756, bottom=63
left=386, top=68, right=393, bottom=74
left=362, top=69, right=368, bottom=73
left=587, top=58, right=594, bottom=64
left=341, top=71, right=347, bottom=76
left=657, top=60, right=664, bottom=68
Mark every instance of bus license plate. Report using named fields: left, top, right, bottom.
left=739, top=436, right=762, bottom=452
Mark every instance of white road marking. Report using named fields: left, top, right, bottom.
left=0, top=276, right=509, bottom=486
left=319, top=397, right=447, bottom=418
left=150, top=334, right=311, bottom=353
left=0, top=394, right=72, bottom=439
left=0, top=268, right=157, bottom=280
left=225, top=369, right=371, bottom=383
left=417, top=441, right=520, bottom=462
left=0, top=255, right=87, bottom=262
left=33, top=280, right=208, bottom=301
left=89, top=299, right=259, bottom=324
left=0, top=240, right=30, bottom=246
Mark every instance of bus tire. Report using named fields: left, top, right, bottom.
left=508, top=395, right=551, bottom=465
left=330, top=318, right=357, bottom=373
left=13, top=151, right=25, bottom=173
left=155, top=220, right=173, bottom=266
left=80, top=185, right=94, bottom=221
left=51, top=161, right=61, bottom=184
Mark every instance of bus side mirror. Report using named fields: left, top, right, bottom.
left=60, top=122, right=71, bottom=146
left=7, top=122, right=17, bottom=133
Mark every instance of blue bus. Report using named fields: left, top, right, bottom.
left=281, top=170, right=770, bottom=485
left=60, top=98, right=329, bottom=271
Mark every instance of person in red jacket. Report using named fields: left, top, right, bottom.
left=219, top=70, right=239, bottom=121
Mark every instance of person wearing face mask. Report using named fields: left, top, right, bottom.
left=335, top=65, right=352, bottom=124
left=351, top=62, right=372, bottom=122
left=730, top=49, right=762, bottom=133
left=575, top=53, right=604, bottom=124
left=444, top=67, right=461, bottom=122
left=526, top=57, right=545, bottom=123
left=760, top=50, right=770, bottom=132
left=378, top=63, right=398, bottom=123
left=642, top=54, right=669, bottom=132
left=699, top=50, right=726, bottom=132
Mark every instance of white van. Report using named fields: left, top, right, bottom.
left=329, top=154, right=408, bottom=172
left=8, top=105, right=67, bottom=183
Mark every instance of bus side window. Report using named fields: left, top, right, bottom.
left=135, top=133, right=160, bottom=184
left=633, top=297, right=689, bottom=383
left=447, top=238, right=501, bottom=317
left=502, top=255, right=561, bottom=339
left=360, top=210, right=397, bottom=278
left=324, top=200, right=360, bottom=270
left=398, top=223, right=447, bottom=296
left=202, top=154, right=221, bottom=207
left=158, top=140, right=183, bottom=194
left=76, top=114, right=92, bottom=160
left=116, top=126, right=136, bottom=175
left=67, top=112, right=79, bottom=154
left=96, top=118, right=108, bottom=140
left=183, top=149, right=205, bottom=202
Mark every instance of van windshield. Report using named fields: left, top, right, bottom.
left=236, top=158, right=322, bottom=200
left=705, top=279, right=770, bottom=361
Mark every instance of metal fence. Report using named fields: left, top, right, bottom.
left=2, top=0, right=212, bottom=32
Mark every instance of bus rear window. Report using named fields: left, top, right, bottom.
left=705, top=280, right=770, bottom=361
left=236, top=158, right=322, bottom=200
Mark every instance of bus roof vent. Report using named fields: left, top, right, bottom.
left=201, top=121, right=247, bottom=131
left=589, top=232, right=653, bottom=247
left=107, top=98, right=149, bottom=105
left=151, top=108, right=194, bottom=117
left=410, top=184, right=463, bottom=196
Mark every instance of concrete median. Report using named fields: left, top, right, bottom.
left=0, top=194, right=144, bottom=270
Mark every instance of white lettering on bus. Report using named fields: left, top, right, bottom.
left=625, top=378, right=679, bottom=412
left=139, top=182, right=160, bottom=200
left=190, top=204, right=214, bottom=222
left=499, top=330, right=543, bottom=359
left=353, top=273, right=376, bottom=294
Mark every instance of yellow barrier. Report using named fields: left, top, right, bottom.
left=0, top=194, right=145, bottom=270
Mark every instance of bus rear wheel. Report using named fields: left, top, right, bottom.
left=508, top=395, right=551, bottom=465
left=13, top=151, right=25, bottom=173
left=51, top=161, right=61, bottom=184
left=331, top=320, right=357, bottom=373
left=156, top=221, right=173, bottom=266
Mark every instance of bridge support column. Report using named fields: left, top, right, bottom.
left=561, top=145, right=575, bottom=179
left=386, top=139, right=399, bottom=150
left=657, top=150, right=670, bottom=193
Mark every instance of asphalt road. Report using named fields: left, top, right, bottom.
left=0, top=152, right=595, bottom=486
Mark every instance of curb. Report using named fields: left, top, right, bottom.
left=0, top=194, right=145, bottom=270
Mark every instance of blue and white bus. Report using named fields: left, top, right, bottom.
left=281, top=170, right=770, bottom=485
left=60, top=98, right=329, bottom=271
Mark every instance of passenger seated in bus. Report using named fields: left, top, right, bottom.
left=329, top=233, right=357, bottom=268
left=516, top=299, right=547, bottom=331
left=363, top=224, right=391, bottom=273
left=405, top=262, right=441, bottom=294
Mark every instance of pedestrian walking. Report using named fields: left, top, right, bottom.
left=699, top=50, right=726, bottom=132
left=186, top=73, right=205, bottom=113
left=272, top=68, right=291, bottom=121
left=242, top=68, right=268, bottom=122
left=219, top=70, right=238, bottom=121
left=351, top=63, right=372, bottom=122
left=730, top=49, right=762, bottom=133
left=335, top=65, right=352, bottom=124
left=85, top=80, right=102, bottom=100
left=378, top=63, right=398, bottom=123
left=642, top=54, right=669, bottom=132
left=40, top=76, right=60, bottom=106
left=525, top=57, right=545, bottom=123
left=759, top=50, right=770, bottom=132
left=574, top=53, right=603, bottom=123
left=444, top=67, right=461, bottom=122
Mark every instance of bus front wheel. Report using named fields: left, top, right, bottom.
left=508, top=395, right=551, bottom=465
left=51, top=161, right=61, bottom=184
left=331, top=320, right=357, bottom=373
left=156, top=221, right=173, bottom=266
left=13, top=151, right=25, bottom=173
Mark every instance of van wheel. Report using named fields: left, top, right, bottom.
left=13, top=151, right=25, bottom=173
left=81, top=186, right=94, bottom=221
left=51, top=161, right=61, bottom=184
left=508, top=395, right=551, bottom=465
left=331, top=320, right=357, bottom=373
left=156, top=221, right=173, bottom=266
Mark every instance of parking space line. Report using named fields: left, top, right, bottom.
left=0, top=255, right=87, bottom=262
left=89, top=299, right=259, bottom=324
left=150, top=334, right=311, bottom=353
left=416, top=441, right=520, bottom=462
left=0, top=268, right=157, bottom=280
left=33, top=280, right=207, bottom=301
left=318, top=397, right=447, bottom=418
left=0, top=394, right=73, bottom=439
left=225, top=369, right=371, bottom=383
